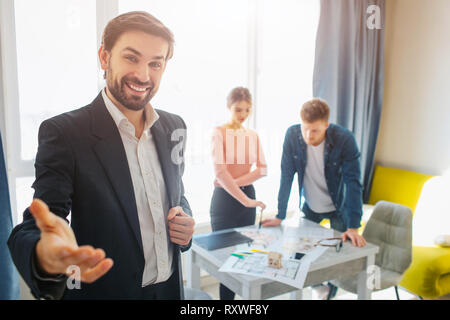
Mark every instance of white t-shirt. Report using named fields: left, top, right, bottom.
left=303, top=140, right=336, bottom=213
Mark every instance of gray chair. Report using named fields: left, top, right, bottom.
left=330, top=201, right=413, bottom=299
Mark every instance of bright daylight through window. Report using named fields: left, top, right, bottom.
left=9, top=0, right=319, bottom=225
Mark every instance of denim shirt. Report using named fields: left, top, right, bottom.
left=277, top=123, right=363, bottom=229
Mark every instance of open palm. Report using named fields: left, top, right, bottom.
left=31, top=199, right=114, bottom=283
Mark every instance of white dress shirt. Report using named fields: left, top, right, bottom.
left=303, top=140, right=336, bottom=213
left=102, top=89, right=173, bottom=286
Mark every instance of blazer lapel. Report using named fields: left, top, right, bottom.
left=151, top=119, right=180, bottom=209
left=151, top=115, right=185, bottom=299
left=90, top=93, right=143, bottom=255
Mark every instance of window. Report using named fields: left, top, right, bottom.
left=119, top=0, right=251, bottom=224
left=2, top=0, right=319, bottom=225
left=253, top=0, right=319, bottom=215
left=120, top=0, right=319, bottom=223
left=9, top=0, right=98, bottom=223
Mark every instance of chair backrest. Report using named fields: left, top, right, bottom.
left=368, top=165, right=433, bottom=214
left=362, top=201, right=413, bottom=274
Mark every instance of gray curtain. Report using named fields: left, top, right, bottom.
left=0, top=132, right=20, bottom=299
left=0, top=26, right=20, bottom=298
left=313, top=0, right=385, bottom=202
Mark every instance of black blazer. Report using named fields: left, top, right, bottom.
left=8, top=92, right=192, bottom=299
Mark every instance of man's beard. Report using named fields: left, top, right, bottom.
left=107, top=73, right=155, bottom=111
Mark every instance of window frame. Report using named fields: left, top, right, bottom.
left=1, top=0, right=317, bottom=227
left=0, top=0, right=119, bottom=225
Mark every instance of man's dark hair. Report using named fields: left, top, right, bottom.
left=102, top=11, right=174, bottom=60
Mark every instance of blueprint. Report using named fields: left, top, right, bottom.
left=219, top=226, right=333, bottom=289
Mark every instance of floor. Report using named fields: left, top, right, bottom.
left=200, top=275, right=450, bottom=300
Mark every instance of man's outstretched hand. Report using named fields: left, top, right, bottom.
left=30, top=199, right=114, bottom=283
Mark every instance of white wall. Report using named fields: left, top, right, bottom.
left=375, top=0, right=450, bottom=176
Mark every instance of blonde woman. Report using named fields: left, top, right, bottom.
left=210, top=87, right=267, bottom=300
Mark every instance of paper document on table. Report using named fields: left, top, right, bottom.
left=219, top=252, right=302, bottom=288
left=293, top=246, right=329, bottom=289
left=281, top=226, right=333, bottom=254
left=238, top=228, right=281, bottom=249
left=219, top=226, right=333, bottom=289
left=219, top=246, right=329, bottom=289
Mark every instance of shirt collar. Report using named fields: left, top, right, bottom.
left=101, top=88, right=160, bottom=134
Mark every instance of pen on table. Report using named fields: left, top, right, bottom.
left=231, top=252, right=253, bottom=259
left=250, top=249, right=270, bottom=254
left=258, top=208, right=264, bottom=230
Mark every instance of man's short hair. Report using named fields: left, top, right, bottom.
left=102, top=11, right=174, bottom=60
left=300, top=98, right=330, bottom=122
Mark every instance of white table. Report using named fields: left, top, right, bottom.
left=186, top=217, right=379, bottom=300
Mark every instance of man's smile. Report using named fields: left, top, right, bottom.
left=124, top=81, right=151, bottom=96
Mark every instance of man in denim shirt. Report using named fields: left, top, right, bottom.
left=262, top=98, right=366, bottom=248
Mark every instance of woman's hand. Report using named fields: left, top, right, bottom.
left=245, top=199, right=266, bottom=211
left=261, top=218, right=282, bottom=227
